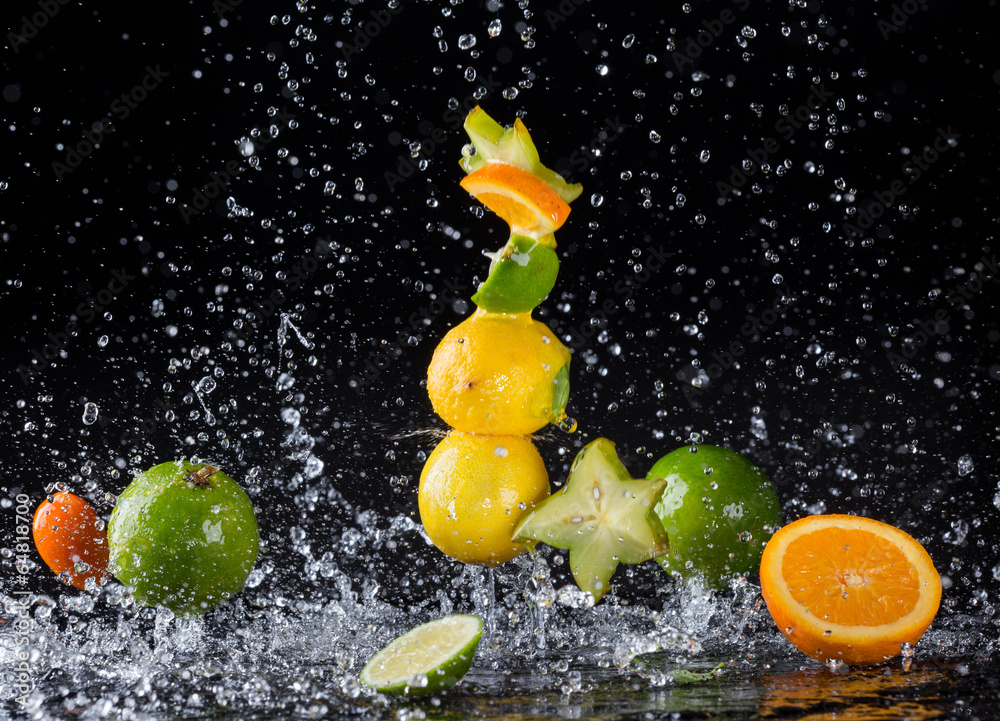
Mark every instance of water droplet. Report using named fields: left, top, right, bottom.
left=590, top=193, right=604, bottom=207
left=81, top=403, right=99, bottom=426
left=957, top=455, right=974, bottom=477
left=554, top=413, right=578, bottom=434
left=458, top=33, right=477, bottom=50
left=487, top=19, right=502, bottom=37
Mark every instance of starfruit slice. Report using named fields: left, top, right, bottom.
left=513, top=438, right=669, bottom=603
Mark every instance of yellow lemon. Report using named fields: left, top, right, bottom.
left=427, top=308, right=571, bottom=435
left=418, top=431, right=550, bottom=566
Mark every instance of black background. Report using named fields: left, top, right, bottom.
left=2, top=1, right=998, bottom=611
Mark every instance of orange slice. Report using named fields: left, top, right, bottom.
left=460, top=162, right=572, bottom=238
left=760, top=514, right=942, bottom=666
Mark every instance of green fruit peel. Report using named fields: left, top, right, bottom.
left=108, top=460, right=260, bottom=616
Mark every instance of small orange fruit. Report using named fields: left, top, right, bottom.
left=460, top=162, right=572, bottom=238
left=33, top=491, right=110, bottom=591
left=760, top=514, right=942, bottom=666
left=426, top=308, right=571, bottom=436
left=418, top=431, right=549, bottom=566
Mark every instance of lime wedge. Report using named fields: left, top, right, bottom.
left=359, top=614, right=483, bottom=696
left=472, top=234, right=559, bottom=314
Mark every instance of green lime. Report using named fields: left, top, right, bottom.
left=513, top=438, right=668, bottom=603
left=360, top=614, right=483, bottom=695
left=108, top=461, right=259, bottom=616
left=471, top=234, right=559, bottom=314
left=648, top=445, right=781, bottom=589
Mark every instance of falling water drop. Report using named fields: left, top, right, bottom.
left=82, top=402, right=99, bottom=426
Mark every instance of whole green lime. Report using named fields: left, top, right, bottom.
left=648, top=445, right=781, bottom=589
left=108, top=461, right=259, bottom=616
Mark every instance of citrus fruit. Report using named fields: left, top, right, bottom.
left=459, top=106, right=583, bottom=205
left=648, top=445, right=781, bottom=589
left=759, top=514, right=942, bottom=666
left=426, top=308, right=572, bottom=436
left=108, top=461, right=259, bottom=616
left=418, top=431, right=549, bottom=566
left=472, top=234, right=560, bottom=314
left=513, top=438, right=669, bottom=603
left=32, top=491, right=110, bottom=591
left=460, top=163, right=572, bottom=238
left=360, top=614, right=483, bottom=695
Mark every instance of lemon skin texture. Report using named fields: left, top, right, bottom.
left=418, top=432, right=549, bottom=566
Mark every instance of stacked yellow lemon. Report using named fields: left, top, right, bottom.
left=417, top=108, right=582, bottom=566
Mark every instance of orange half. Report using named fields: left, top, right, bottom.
left=760, top=514, right=941, bottom=666
left=460, top=162, right=571, bottom=238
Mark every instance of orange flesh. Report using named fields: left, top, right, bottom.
left=460, top=163, right=570, bottom=234
left=783, top=527, right=920, bottom=627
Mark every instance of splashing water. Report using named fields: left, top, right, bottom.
left=1, top=2, right=996, bottom=720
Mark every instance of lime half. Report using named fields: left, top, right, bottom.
left=359, top=614, right=483, bottom=695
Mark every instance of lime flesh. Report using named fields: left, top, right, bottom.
left=360, top=614, right=483, bottom=695
left=108, top=460, right=259, bottom=616
left=648, top=445, right=781, bottom=589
